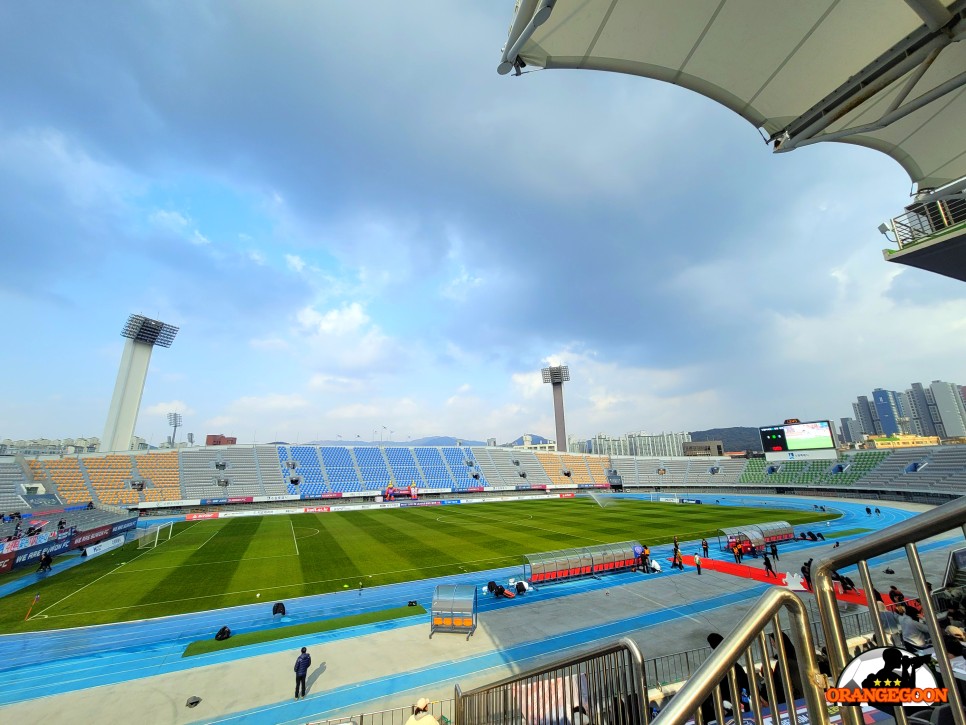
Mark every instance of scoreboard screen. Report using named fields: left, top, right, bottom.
left=759, top=420, right=837, bottom=461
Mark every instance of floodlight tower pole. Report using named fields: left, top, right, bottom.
left=100, top=315, right=179, bottom=453
left=541, top=365, right=570, bottom=453
left=167, top=412, right=183, bottom=447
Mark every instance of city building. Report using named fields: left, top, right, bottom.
left=683, top=440, right=724, bottom=456
left=206, top=434, right=238, bottom=446
left=851, top=380, right=966, bottom=440
left=868, top=434, right=941, bottom=449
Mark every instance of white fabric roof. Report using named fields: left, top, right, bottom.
left=500, top=0, right=966, bottom=191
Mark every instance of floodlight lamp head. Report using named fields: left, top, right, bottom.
left=121, top=314, right=179, bottom=348
left=167, top=412, right=183, bottom=426
left=541, top=365, right=570, bottom=384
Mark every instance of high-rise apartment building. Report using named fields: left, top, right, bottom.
left=851, top=380, right=966, bottom=440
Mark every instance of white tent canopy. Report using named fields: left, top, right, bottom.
left=499, top=0, right=966, bottom=193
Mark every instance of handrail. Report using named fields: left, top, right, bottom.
left=652, top=587, right=827, bottom=725
left=455, top=637, right=646, bottom=724
left=813, top=496, right=966, bottom=725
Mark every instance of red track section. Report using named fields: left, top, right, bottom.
left=675, top=555, right=873, bottom=606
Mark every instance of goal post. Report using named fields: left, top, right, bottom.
left=137, top=521, right=175, bottom=549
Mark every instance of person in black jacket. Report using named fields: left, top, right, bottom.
left=294, top=646, right=311, bottom=700
left=700, top=632, right=751, bottom=722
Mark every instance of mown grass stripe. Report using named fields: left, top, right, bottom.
left=181, top=605, right=426, bottom=657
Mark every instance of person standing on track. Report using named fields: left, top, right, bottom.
left=641, top=545, right=650, bottom=573
left=763, top=554, right=777, bottom=578
left=702, top=538, right=709, bottom=558
left=770, top=542, right=779, bottom=562
left=294, top=646, right=311, bottom=700
left=695, top=553, right=702, bottom=575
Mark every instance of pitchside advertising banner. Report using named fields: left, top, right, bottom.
left=83, top=535, right=125, bottom=557
left=12, top=537, right=73, bottom=568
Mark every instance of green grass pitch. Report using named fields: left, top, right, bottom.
left=0, top=498, right=832, bottom=633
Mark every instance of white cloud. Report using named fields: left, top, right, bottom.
left=285, top=253, right=306, bottom=272
left=440, top=265, right=483, bottom=301
left=191, top=229, right=211, bottom=246
left=248, top=250, right=266, bottom=265
left=308, top=373, right=366, bottom=393
left=149, top=209, right=190, bottom=233
left=143, top=400, right=195, bottom=417
left=297, top=302, right=370, bottom=335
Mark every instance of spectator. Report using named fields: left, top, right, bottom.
left=877, top=601, right=901, bottom=646
left=888, top=585, right=905, bottom=605
left=293, top=646, right=311, bottom=700
left=760, top=632, right=803, bottom=708
left=700, top=633, right=753, bottom=721
left=405, top=697, right=440, bottom=725
left=87, top=501, right=94, bottom=510
left=900, top=608, right=931, bottom=651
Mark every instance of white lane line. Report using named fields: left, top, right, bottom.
left=290, top=518, right=299, bottom=557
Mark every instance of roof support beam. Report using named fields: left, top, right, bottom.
left=904, top=0, right=954, bottom=30
left=776, top=33, right=951, bottom=151
left=794, top=66, right=966, bottom=147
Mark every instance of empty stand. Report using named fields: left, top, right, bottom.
left=0, top=459, right=28, bottom=510
left=384, top=447, right=425, bottom=490
left=354, top=447, right=392, bottom=490
left=132, top=451, right=182, bottom=502
left=412, top=447, right=455, bottom=489
left=83, top=454, right=139, bottom=505
left=28, top=457, right=95, bottom=505
left=442, top=447, right=486, bottom=489
left=283, top=446, right=330, bottom=496
left=318, top=446, right=363, bottom=493
left=255, top=445, right=288, bottom=495
left=180, top=447, right=263, bottom=499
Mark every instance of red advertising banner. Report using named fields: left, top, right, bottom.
left=319, top=493, right=343, bottom=499
left=0, top=553, right=14, bottom=574
left=226, top=496, right=253, bottom=504
left=186, top=512, right=220, bottom=521
left=71, top=525, right=113, bottom=548
left=302, top=506, right=331, bottom=513
left=559, top=493, right=576, bottom=498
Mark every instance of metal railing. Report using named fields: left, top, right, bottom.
left=891, top=196, right=966, bottom=248
left=308, top=700, right=455, bottom=725
left=643, top=609, right=874, bottom=687
left=813, top=495, right=966, bottom=725
left=455, top=638, right=647, bottom=725
left=652, top=588, right=827, bottom=725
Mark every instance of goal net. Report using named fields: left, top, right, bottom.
left=137, top=521, right=175, bottom=549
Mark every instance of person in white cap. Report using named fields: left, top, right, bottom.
left=405, top=697, right=440, bottom=725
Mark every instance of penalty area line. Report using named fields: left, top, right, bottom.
left=31, top=521, right=202, bottom=619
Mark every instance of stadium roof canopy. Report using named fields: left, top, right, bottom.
left=498, top=0, right=966, bottom=195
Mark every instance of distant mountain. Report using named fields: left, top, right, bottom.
left=689, top=426, right=762, bottom=453
left=301, top=436, right=486, bottom=447
left=507, top=433, right=550, bottom=446
left=409, top=436, right=486, bottom=447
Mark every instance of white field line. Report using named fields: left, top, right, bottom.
left=32, top=521, right=202, bottom=619
left=37, top=551, right=522, bottom=620
left=290, top=518, right=299, bottom=557
left=114, top=552, right=298, bottom=574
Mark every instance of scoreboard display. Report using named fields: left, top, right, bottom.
left=759, top=420, right=837, bottom=461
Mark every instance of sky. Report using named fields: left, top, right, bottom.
left=2, top=2, right=965, bottom=447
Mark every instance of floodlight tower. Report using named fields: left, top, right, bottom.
left=541, top=365, right=570, bottom=453
left=167, top=412, right=183, bottom=447
left=99, top=315, right=179, bottom=453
